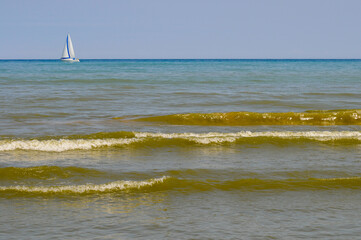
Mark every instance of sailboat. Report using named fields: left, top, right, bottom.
left=61, top=34, right=79, bottom=62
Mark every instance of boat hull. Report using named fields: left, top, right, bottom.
left=61, top=58, right=80, bottom=62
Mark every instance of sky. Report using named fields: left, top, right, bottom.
left=1, top=0, right=361, bottom=59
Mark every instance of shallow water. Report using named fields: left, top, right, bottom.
left=0, top=59, right=360, bottom=239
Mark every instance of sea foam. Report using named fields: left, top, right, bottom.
left=0, top=131, right=360, bottom=152
left=0, top=176, right=169, bottom=194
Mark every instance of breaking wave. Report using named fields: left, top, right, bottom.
left=131, top=109, right=361, bottom=125
left=0, top=131, right=360, bottom=152
left=0, top=176, right=170, bottom=196
left=1, top=176, right=360, bottom=197
left=1, top=166, right=360, bottom=197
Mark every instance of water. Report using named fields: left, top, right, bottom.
left=0, top=59, right=360, bottom=239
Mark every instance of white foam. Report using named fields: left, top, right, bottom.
left=0, top=176, right=169, bottom=193
left=135, top=131, right=361, bottom=143
left=300, top=117, right=313, bottom=121
left=1, top=131, right=360, bottom=152
left=0, top=138, right=142, bottom=152
left=314, top=176, right=361, bottom=181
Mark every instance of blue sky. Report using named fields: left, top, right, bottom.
left=1, top=0, right=361, bottom=59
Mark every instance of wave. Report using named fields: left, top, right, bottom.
left=1, top=176, right=360, bottom=197
left=0, top=166, right=103, bottom=181
left=131, top=109, right=361, bottom=125
left=1, top=167, right=360, bottom=197
left=0, top=176, right=169, bottom=196
left=303, top=93, right=360, bottom=97
left=1, top=130, right=361, bottom=152
left=0, top=166, right=357, bottom=181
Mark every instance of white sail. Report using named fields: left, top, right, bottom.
left=67, top=34, right=76, bottom=58
left=61, top=43, right=69, bottom=58
left=61, top=34, right=79, bottom=62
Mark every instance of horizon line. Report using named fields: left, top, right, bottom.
left=2, top=58, right=361, bottom=60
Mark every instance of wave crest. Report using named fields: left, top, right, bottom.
left=1, top=176, right=360, bottom=197
left=0, top=176, right=170, bottom=195
left=133, top=109, right=361, bottom=126
left=1, top=131, right=361, bottom=152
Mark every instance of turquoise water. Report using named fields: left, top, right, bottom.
left=0, top=59, right=361, bottom=239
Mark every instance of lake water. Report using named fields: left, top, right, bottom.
left=0, top=59, right=360, bottom=239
